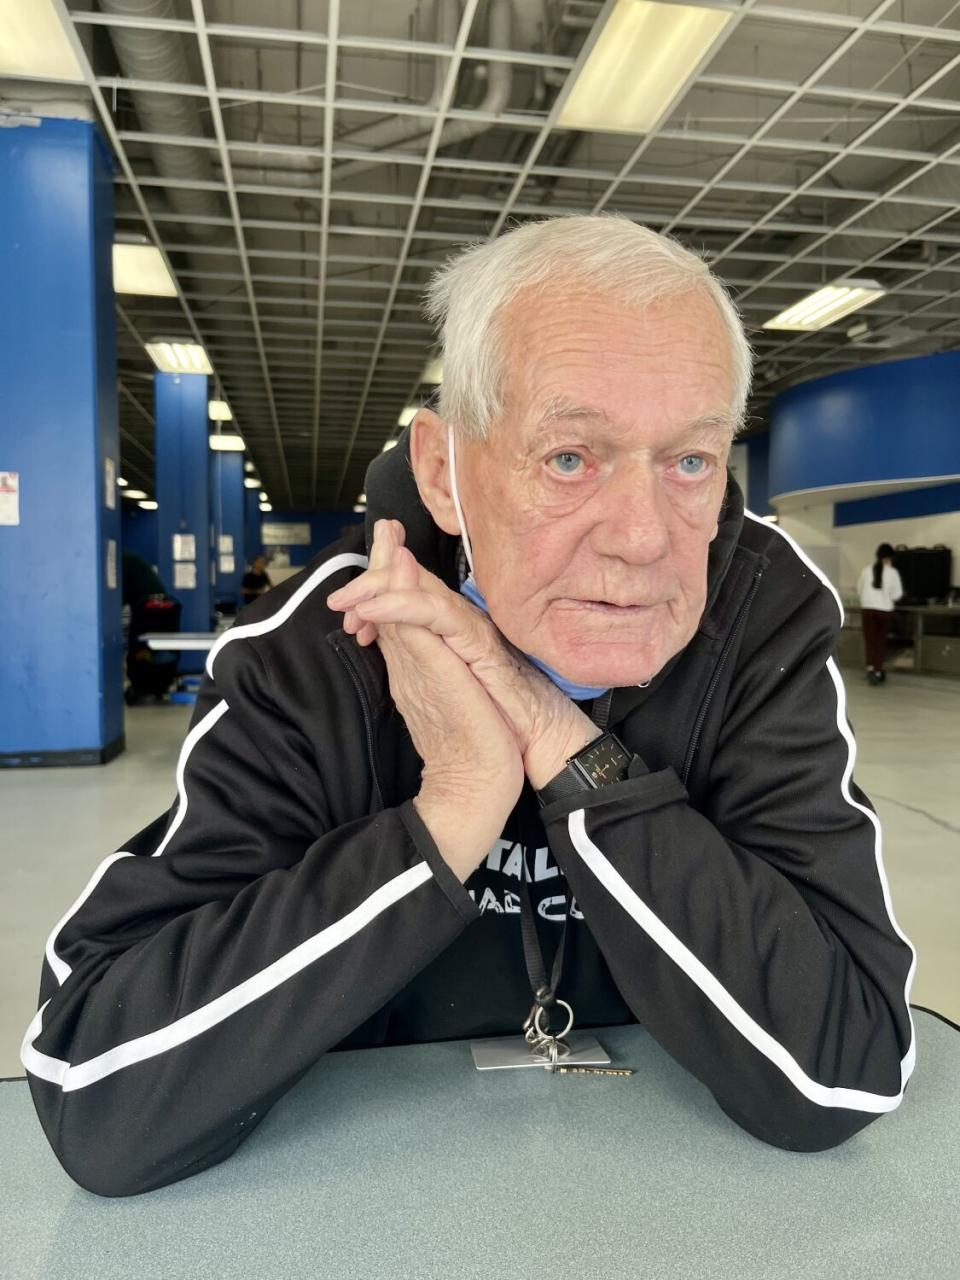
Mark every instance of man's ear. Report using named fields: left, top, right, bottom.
left=409, top=408, right=462, bottom=538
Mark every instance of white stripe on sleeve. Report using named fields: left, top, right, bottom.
left=22, top=863, right=434, bottom=1092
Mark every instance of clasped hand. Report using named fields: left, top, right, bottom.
left=326, top=520, right=598, bottom=792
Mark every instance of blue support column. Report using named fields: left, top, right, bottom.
left=155, top=372, right=210, bottom=671
left=0, top=118, right=123, bottom=766
left=244, top=487, right=262, bottom=572
left=211, top=451, right=245, bottom=608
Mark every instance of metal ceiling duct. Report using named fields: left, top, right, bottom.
left=100, top=0, right=223, bottom=234
left=227, top=0, right=515, bottom=188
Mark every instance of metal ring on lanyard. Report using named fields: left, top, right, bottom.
left=534, top=998, right=574, bottom=1043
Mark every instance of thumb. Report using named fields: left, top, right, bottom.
left=390, top=544, right=420, bottom=591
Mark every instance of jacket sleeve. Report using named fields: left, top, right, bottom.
left=540, top=578, right=916, bottom=1152
left=21, top=622, right=479, bottom=1198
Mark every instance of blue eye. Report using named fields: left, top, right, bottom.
left=548, top=452, right=584, bottom=475
left=677, top=455, right=707, bottom=476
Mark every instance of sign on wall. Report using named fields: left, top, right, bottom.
left=0, top=471, right=20, bottom=526
left=261, top=521, right=311, bottom=546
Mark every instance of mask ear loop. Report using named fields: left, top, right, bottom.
left=447, top=422, right=475, bottom=578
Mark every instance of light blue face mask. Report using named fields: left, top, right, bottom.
left=446, top=423, right=612, bottom=702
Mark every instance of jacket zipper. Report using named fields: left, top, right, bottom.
left=681, top=568, right=763, bottom=787
left=332, top=639, right=385, bottom=811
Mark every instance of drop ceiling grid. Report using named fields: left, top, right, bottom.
left=47, top=1, right=960, bottom=503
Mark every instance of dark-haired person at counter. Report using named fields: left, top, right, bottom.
left=858, top=543, right=904, bottom=687
left=22, top=216, right=916, bottom=1198
left=240, top=553, right=272, bottom=605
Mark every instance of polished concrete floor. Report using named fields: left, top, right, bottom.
left=1, top=672, right=957, bottom=1078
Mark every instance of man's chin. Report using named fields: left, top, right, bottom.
left=541, top=626, right=692, bottom=690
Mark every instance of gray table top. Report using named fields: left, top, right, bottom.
left=2, top=1011, right=957, bottom=1280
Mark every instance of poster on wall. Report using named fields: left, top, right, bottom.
left=220, top=554, right=235, bottom=575
left=0, top=471, right=20, bottom=526
left=104, top=458, right=116, bottom=510
left=106, top=539, right=117, bottom=590
left=174, top=563, right=197, bottom=590
left=261, top=521, right=310, bottom=546
left=218, top=534, right=234, bottom=554
left=173, top=533, right=196, bottom=561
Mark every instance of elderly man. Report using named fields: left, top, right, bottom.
left=23, top=216, right=915, bottom=1198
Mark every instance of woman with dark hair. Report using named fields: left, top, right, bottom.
left=857, top=543, right=904, bottom=685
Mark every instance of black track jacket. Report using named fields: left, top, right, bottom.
left=23, top=431, right=917, bottom=1197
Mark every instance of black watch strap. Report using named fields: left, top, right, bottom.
left=536, top=731, right=634, bottom=807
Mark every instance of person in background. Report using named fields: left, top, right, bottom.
left=857, top=543, right=904, bottom=686
left=240, top=554, right=272, bottom=605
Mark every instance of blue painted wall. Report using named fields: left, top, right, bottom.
left=211, top=451, right=245, bottom=605
left=243, top=488, right=261, bottom=571
left=0, top=118, right=123, bottom=762
left=745, top=434, right=772, bottom=516
left=121, top=506, right=159, bottom=570
left=769, top=351, right=960, bottom=503
left=835, top=480, right=960, bottom=527
left=155, top=372, right=211, bottom=633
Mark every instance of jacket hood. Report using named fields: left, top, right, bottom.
left=363, top=425, right=746, bottom=719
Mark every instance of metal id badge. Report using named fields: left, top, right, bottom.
left=471, top=1032, right=611, bottom=1071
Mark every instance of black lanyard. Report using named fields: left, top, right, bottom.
left=517, top=810, right=568, bottom=1035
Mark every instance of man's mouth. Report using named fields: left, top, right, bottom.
left=561, top=598, right=660, bottom=616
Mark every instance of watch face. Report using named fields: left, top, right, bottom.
left=577, top=735, right=631, bottom=786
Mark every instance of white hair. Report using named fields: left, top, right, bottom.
left=423, top=214, right=752, bottom=440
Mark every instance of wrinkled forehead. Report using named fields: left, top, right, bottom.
left=492, top=287, right=736, bottom=450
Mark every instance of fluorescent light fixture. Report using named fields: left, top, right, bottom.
left=244, top=460, right=255, bottom=473
left=557, top=1, right=732, bottom=135
left=208, top=434, right=245, bottom=452
left=381, top=439, right=398, bottom=452
left=259, top=503, right=273, bottom=513
left=145, top=340, right=213, bottom=375
left=352, top=504, right=366, bottom=513
left=138, top=500, right=159, bottom=511
left=357, top=493, right=366, bottom=503
left=122, top=489, right=148, bottom=500
left=112, top=243, right=177, bottom=297
left=762, top=280, right=886, bottom=332
left=117, top=476, right=128, bottom=488
left=208, top=399, right=233, bottom=422
left=397, top=405, right=418, bottom=428
left=243, top=477, right=261, bottom=489
left=260, top=492, right=269, bottom=503
left=421, top=356, right=443, bottom=384
left=0, top=0, right=86, bottom=81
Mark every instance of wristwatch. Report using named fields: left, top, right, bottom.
left=536, top=731, right=635, bottom=807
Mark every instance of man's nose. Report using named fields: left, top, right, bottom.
left=587, top=464, right=671, bottom=565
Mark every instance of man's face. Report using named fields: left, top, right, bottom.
left=254, top=557, right=266, bottom=573
left=457, top=285, right=735, bottom=687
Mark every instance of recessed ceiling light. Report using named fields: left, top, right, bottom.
left=122, top=489, right=148, bottom=500
left=421, top=356, right=443, bottom=384
left=381, top=439, right=398, bottom=452
left=763, top=280, right=886, bottom=332
left=244, top=460, right=255, bottom=473
left=117, top=476, right=129, bottom=488
left=397, top=406, right=418, bottom=428
left=138, top=500, right=159, bottom=511
left=208, top=399, right=233, bottom=422
left=259, top=502, right=273, bottom=513
left=243, top=477, right=261, bottom=489
left=208, top=434, right=245, bottom=452
left=145, top=340, right=213, bottom=375
left=112, top=242, right=177, bottom=297
left=0, top=0, right=85, bottom=81
left=557, top=1, right=733, bottom=135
